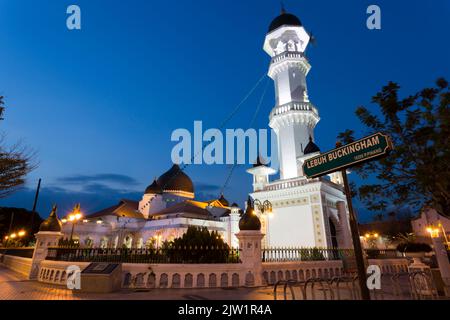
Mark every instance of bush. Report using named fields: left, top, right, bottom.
left=396, top=242, right=432, bottom=253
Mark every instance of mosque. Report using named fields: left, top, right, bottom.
left=60, top=9, right=353, bottom=250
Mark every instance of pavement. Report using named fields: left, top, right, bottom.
left=1, top=265, right=446, bottom=300
left=0, top=265, right=275, bottom=300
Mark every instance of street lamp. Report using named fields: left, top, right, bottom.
left=68, top=203, right=83, bottom=241
left=426, top=225, right=440, bottom=239
left=253, top=199, right=273, bottom=218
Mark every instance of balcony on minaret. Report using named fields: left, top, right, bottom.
left=246, top=156, right=276, bottom=192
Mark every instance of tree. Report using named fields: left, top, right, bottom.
left=338, top=78, right=449, bottom=218
left=0, top=96, right=37, bottom=198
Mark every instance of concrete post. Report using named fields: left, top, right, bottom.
left=236, top=230, right=265, bottom=287
left=337, top=201, right=353, bottom=248
left=29, top=231, right=63, bottom=279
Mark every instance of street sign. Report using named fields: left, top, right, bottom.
left=303, top=132, right=392, bottom=178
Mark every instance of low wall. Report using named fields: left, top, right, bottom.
left=38, top=260, right=249, bottom=288
left=0, top=254, right=33, bottom=277
left=36, top=258, right=411, bottom=289
left=368, top=258, right=409, bottom=274
left=262, top=260, right=344, bottom=285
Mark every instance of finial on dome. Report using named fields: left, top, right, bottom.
left=39, top=204, right=62, bottom=232
left=280, top=1, right=286, bottom=14
left=239, top=196, right=261, bottom=231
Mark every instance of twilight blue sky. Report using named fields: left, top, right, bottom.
left=0, top=0, right=449, bottom=221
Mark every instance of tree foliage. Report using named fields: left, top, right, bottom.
left=338, top=78, right=449, bottom=217
left=0, top=96, right=37, bottom=198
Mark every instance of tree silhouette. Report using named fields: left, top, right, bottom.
left=338, top=78, right=449, bottom=217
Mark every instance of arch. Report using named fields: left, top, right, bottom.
left=270, top=271, right=276, bottom=284
left=285, top=270, right=291, bottom=280
left=277, top=270, right=284, bottom=281
left=136, top=238, right=144, bottom=249
left=292, top=270, right=298, bottom=281
left=123, top=273, right=132, bottom=287
left=135, top=273, right=145, bottom=287
left=220, top=273, right=228, bottom=287
left=185, top=273, right=193, bottom=288
left=100, top=237, right=109, bottom=249
left=172, top=273, right=181, bottom=288
left=232, top=273, right=239, bottom=287
left=305, top=269, right=311, bottom=279
left=84, top=237, right=94, bottom=248
left=123, top=235, right=133, bottom=249
left=299, top=269, right=305, bottom=281
left=312, top=269, right=317, bottom=278
left=245, top=272, right=255, bottom=287
left=61, top=271, right=67, bottom=283
left=318, top=269, right=323, bottom=278
left=262, top=271, right=269, bottom=285
left=55, top=270, right=61, bottom=282
left=328, top=218, right=338, bottom=249
left=197, top=273, right=205, bottom=288
left=160, top=273, right=168, bottom=288
left=335, top=268, right=340, bottom=276
left=147, top=273, right=156, bottom=288
left=208, top=273, right=217, bottom=288
left=49, top=270, right=55, bottom=281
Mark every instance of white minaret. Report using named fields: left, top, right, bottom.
left=263, top=9, right=320, bottom=179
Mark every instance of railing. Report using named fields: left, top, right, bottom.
left=270, top=101, right=319, bottom=119
left=365, top=249, right=404, bottom=259
left=46, top=247, right=240, bottom=264
left=262, top=248, right=354, bottom=262
left=271, top=51, right=306, bottom=64
left=0, top=247, right=35, bottom=259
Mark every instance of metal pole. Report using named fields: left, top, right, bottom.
left=30, top=178, right=41, bottom=231
left=70, top=222, right=75, bottom=242
left=341, top=169, right=371, bottom=300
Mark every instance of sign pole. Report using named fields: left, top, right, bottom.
left=341, top=169, right=371, bottom=300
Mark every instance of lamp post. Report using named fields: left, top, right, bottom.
left=364, top=232, right=379, bottom=249
left=424, top=207, right=450, bottom=297
left=67, top=203, right=83, bottom=242
left=253, top=199, right=273, bottom=217
left=253, top=198, right=273, bottom=247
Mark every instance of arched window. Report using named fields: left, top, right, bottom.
left=329, top=218, right=338, bottom=249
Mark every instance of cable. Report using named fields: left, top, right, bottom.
left=160, top=73, right=268, bottom=193
left=220, top=77, right=270, bottom=195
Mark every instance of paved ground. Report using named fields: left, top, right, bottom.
left=0, top=265, right=275, bottom=300
left=1, top=266, right=446, bottom=300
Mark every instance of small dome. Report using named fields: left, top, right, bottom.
left=157, top=164, right=194, bottom=194
left=239, top=197, right=261, bottom=231
left=304, top=136, right=320, bottom=155
left=231, top=202, right=239, bottom=208
left=144, top=179, right=162, bottom=194
left=268, top=12, right=302, bottom=33
left=218, top=194, right=229, bottom=207
left=39, top=205, right=62, bottom=232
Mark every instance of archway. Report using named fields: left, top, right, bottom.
left=329, top=218, right=338, bottom=249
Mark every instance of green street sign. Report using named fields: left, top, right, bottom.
left=303, top=132, right=393, bottom=178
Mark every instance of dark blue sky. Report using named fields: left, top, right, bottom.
left=1, top=0, right=449, bottom=221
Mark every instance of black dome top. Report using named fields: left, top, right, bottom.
left=304, top=136, right=320, bottom=155
left=268, top=12, right=302, bottom=33
left=39, top=205, right=62, bottom=232
left=157, top=164, right=194, bottom=194
left=145, top=179, right=162, bottom=194
left=239, top=197, right=261, bottom=231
